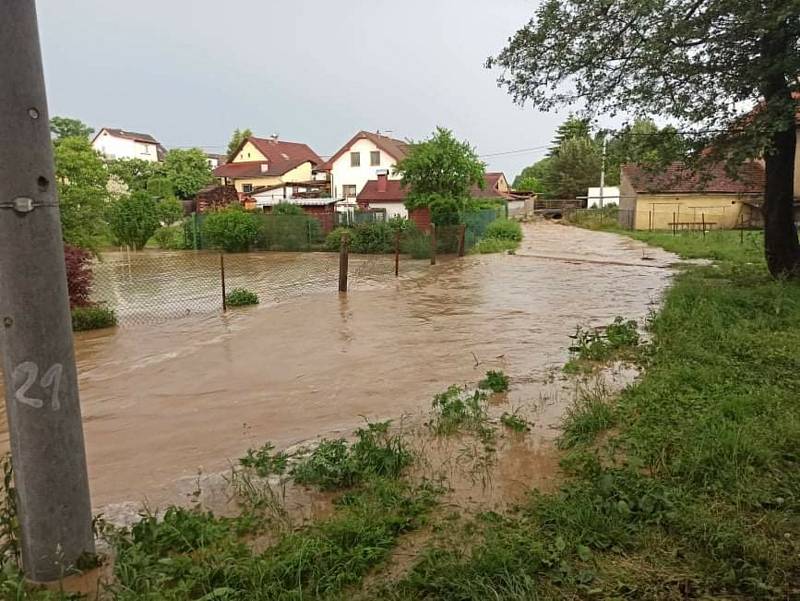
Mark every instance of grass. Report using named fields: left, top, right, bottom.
left=367, top=229, right=800, bottom=599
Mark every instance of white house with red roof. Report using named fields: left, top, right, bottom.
left=213, top=135, right=322, bottom=195
left=91, top=127, right=166, bottom=162
left=316, top=131, right=410, bottom=202
left=357, top=171, right=512, bottom=218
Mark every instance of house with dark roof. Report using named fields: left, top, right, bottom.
left=619, top=161, right=765, bottom=230
left=316, top=131, right=410, bottom=203
left=91, top=127, right=166, bottom=162
left=212, top=135, right=322, bottom=196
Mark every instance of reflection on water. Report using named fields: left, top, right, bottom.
left=0, top=223, right=676, bottom=508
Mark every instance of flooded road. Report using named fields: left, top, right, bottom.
left=0, top=223, right=676, bottom=509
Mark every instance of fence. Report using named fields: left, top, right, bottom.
left=183, top=213, right=329, bottom=251
left=564, top=207, right=635, bottom=230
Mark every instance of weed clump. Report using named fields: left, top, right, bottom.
left=429, top=385, right=491, bottom=438
left=478, top=370, right=510, bottom=393
left=71, top=304, right=117, bottom=331
left=292, top=421, right=412, bottom=490
left=565, top=316, right=639, bottom=371
left=225, top=288, right=259, bottom=307
left=238, top=441, right=288, bottom=477
left=500, top=412, right=531, bottom=433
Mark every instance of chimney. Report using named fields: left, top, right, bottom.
left=377, top=172, right=388, bottom=193
left=270, top=133, right=279, bottom=142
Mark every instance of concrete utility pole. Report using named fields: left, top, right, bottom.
left=0, top=0, right=95, bottom=582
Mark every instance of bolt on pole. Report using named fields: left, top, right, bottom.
left=0, top=0, right=95, bottom=581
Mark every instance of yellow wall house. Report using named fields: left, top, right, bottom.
left=213, top=136, right=322, bottom=195
left=619, top=162, right=765, bottom=230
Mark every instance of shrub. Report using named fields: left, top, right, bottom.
left=325, top=227, right=350, bottom=251
left=400, top=229, right=432, bottom=259
left=203, top=206, right=259, bottom=252
left=106, top=191, right=162, bottom=250
left=429, top=385, right=491, bottom=437
left=64, top=244, right=93, bottom=308
left=478, top=370, right=510, bottom=393
left=239, top=442, right=288, bottom=477
left=71, top=305, right=116, bottom=331
left=485, top=218, right=522, bottom=242
left=257, top=213, right=321, bottom=251
left=292, top=421, right=412, bottom=490
left=500, top=412, right=531, bottom=433
left=271, top=202, right=304, bottom=216
left=152, top=225, right=186, bottom=250
left=325, top=222, right=396, bottom=254
left=225, top=288, right=259, bottom=307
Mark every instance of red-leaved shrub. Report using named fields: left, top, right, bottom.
left=64, top=245, right=93, bottom=308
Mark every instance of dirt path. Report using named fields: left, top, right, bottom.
left=0, top=222, right=677, bottom=509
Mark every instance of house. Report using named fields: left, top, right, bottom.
left=619, top=162, right=765, bottom=230
left=254, top=195, right=338, bottom=233
left=316, top=131, right=410, bottom=202
left=205, top=153, right=227, bottom=170
left=246, top=181, right=330, bottom=209
left=357, top=172, right=511, bottom=219
left=91, top=127, right=166, bottom=162
left=212, top=135, right=322, bottom=195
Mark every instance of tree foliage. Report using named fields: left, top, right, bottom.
left=489, top=0, right=800, bottom=276
left=202, top=206, right=259, bottom=252
left=545, top=137, right=602, bottom=199
left=106, top=191, right=161, bottom=250
left=50, top=116, right=93, bottom=144
left=271, top=203, right=305, bottom=216
left=106, top=158, right=162, bottom=191
left=63, top=245, right=94, bottom=308
left=227, top=128, right=253, bottom=160
left=548, top=116, right=591, bottom=156
left=162, top=148, right=213, bottom=200
left=54, top=136, right=110, bottom=249
left=395, top=127, right=485, bottom=215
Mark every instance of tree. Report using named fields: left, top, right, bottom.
left=395, top=127, right=486, bottom=223
left=202, top=205, right=260, bottom=252
left=54, top=136, right=110, bottom=249
left=157, top=198, right=184, bottom=226
left=162, top=148, right=213, bottom=200
left=227, top=128, right=253, bottom=160
left=50, top=116, right=93, bottom=144
left=514, top=157, right=554, bottom=195
left=546, top=137, right=602, bottom=199
left=548, top=115, right=591, bottom=156
left=488, top=0, right=800, bottom=277
left=603, top=119, right=686, bottom=186
left=272, top=202, right=305, bottom=216
left=106, top=191, right=161, bottom=250
left=106, top=158, right=163, bottom=191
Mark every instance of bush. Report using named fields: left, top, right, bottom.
left=71, top=305, right=116, bottom=331
left=325, top=222, right=396, bottom=254
left=203, top=206, right=259, bottom=252
left=325, top=227, right=350, bottom=251
left=478, top=370, right=510, bottom=393
left=257, top=213, right=321, bottom=250
left=271, top=202, right=304, bottom=216
left=106, top=191, right=162, bottom=250
left=152, top=225, right=186, bottom=250
left=225, top=288, right=259, bottom=307
left=400, top=229, right=432, bottom=259
left=64, top=245, right=93, bottom=308
left=485, top=218, right=522, bottom=242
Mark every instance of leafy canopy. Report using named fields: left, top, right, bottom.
left=394, top=127, right=485, bottom=214
left=162, top=148, right=213, bottom=200
left=106, top=191, right=162, bottom=250
left=54, top=136, right=109, bottom=249
left=50, top=116, right=93, bottom=144
left=202, top=205, right=260, bottom=252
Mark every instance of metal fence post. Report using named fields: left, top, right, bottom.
left=394, top=230, right=400, bottom=277
left=339, top=233, right=349, bottom=292
left=672, top=212, right=676, bottom=236
left=192, top=212, right=199, bottom=250
left=702, top=213, right=706, bottom=238
left=740, top=213, right=745, bottom=244
left=220, top=253, right=227, bottom=312
left=430, top=224, right=437, bottom=266
left=0, top=0, right=95, bottom=581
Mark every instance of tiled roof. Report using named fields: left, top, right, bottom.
left=318, top=131, right=410, bottom=171
left=621, top=161, right=765, bottom=194
left=357, top=179, right=408, bottom=203
left=213, top=136, right=322, bottom=178
left=358, top=174, right=508, bottom=203
left=95, top=128, right=161, bottom=145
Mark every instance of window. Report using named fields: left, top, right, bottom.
left=343, top=185, right=357, bottom=198
left=242, top=184, right=253, bottom=193
left=370, top=151, right=380, bottom=166
left=350, top=152, right=361, bottom=167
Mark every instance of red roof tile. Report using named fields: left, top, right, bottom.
left=318, top=131, right=410, bottom=171
left=214, top=137, right=321, bottom=178
left=622, top=161, right=764, bottom=194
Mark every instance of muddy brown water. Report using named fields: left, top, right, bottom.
left=0, top=223, right=676, bottom=512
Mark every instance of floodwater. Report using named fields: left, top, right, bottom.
left=0, top=223, right=677, bottom=512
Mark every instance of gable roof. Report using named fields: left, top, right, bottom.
left=318, top=131, right=410, bottom=171
left=358, top=173, right=508, bottom=203
left=93, top=127, right=161, bottom=146
left=621, top=161, right=765, bottom=194
left=213, top=136, right=322, bottom=178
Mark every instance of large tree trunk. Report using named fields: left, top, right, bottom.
left=763, top=116, right=800, bottom=278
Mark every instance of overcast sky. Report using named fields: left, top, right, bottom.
left=37, top=0, right=590, bottom=180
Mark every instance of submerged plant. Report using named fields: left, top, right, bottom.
left=567, top=316, right=640, bottom=369
left=225, top=288, right=259, bottom=307
left=429, top=385, right=493, bottom=442
left=500, top=412, right=531, bottom=433
left=238, top=441, right=288, bottom=477
left=479, top=370, right=510, bottom=393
